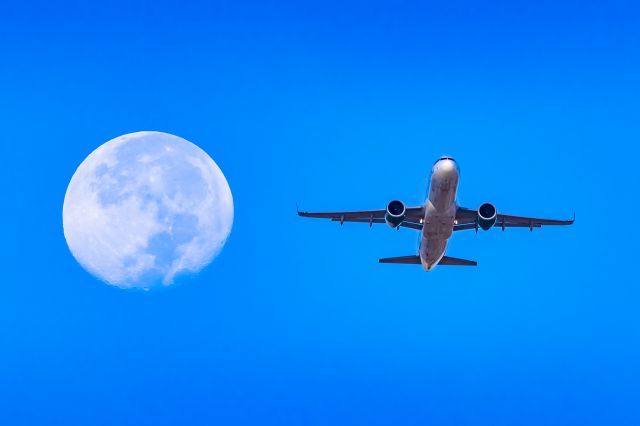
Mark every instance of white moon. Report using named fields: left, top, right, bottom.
left=62, top=131, right=234, bottom=289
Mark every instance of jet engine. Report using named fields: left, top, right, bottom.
left=385, top=200, right=406, bottom=228
left=477, top=202, right=497, bottom=230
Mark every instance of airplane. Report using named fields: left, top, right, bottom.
left=297, top=157, right=574, bottom=270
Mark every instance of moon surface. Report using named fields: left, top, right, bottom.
left=63, top=131, right=233, bottom=289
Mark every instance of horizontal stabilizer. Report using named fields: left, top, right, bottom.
left=378, top=255, right=477, bottom=266
left=439, top=256, right=477, bottom=266
left=379, top=255, right=421, bottom=264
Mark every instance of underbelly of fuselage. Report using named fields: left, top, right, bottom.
left=419, top=158, right=460, bottom=270
left=420, top=207, right=456, bottom=270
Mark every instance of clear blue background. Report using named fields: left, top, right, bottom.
left=1, top=1, right=639, bottom=424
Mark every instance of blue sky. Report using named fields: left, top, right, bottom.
left=1, top=1, right=639, bottom=424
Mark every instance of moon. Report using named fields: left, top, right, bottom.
left=62, top=131, right=234, bottom=289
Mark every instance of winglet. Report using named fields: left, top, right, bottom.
left=296, top=203, right=311, bottom=217
left=564, top=211, right=575, bottom=224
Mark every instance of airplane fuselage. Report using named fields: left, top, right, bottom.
left=420, top=157, right=460, bottom=270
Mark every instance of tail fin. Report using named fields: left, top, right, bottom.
left=379, top=255, right=477, bottom=266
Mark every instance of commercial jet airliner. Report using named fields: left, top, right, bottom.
left=298, top=157, right=574, bottom=270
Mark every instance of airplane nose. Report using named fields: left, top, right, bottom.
left=434, top=157, right=459, bottom=176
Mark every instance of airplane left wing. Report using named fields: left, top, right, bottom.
left=297, top=205, right=425, bottom=230
left=455, top=207, right=574, bottom=231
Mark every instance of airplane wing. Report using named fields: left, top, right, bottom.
left=454, top=207, right=575, bottom=231
left=297, top=205, right=425, bottom=230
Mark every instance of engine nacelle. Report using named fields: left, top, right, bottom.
left=477, top=202, right=497, bottom=230
left=385, top=200, right=406, bottom=228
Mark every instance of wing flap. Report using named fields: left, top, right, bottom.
left=330, top=217, right=423, bottom=230
left=454, top=223, right=542, bottom=232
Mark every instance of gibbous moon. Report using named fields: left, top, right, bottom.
left=63, top=131, right=234, bottom=289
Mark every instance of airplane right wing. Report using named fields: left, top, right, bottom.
left=455, top=207, right=575, bottom=231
